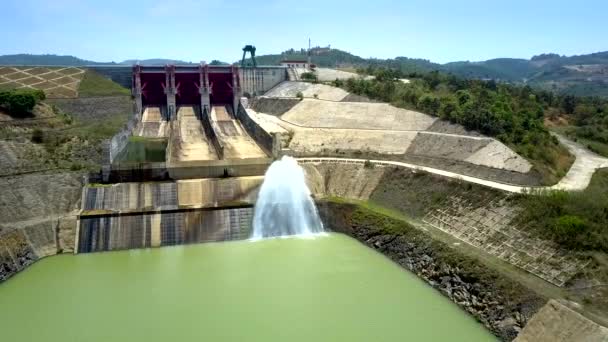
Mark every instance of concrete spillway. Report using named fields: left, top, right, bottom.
left=135, top=106, right=169, bottom=138
left=210, top=106, right=267, bottom=159
left=172, top=106, right=219, bottom=161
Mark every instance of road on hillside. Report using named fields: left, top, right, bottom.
left=298, top=135, right=608, bottom=194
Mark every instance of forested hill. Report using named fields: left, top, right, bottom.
left=0, top=54, right=110, bottom=66
left=247, top=48, right=608, bottom=97
left=244, top=47, right=440, bottom=74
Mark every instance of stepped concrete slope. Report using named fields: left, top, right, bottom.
left=297, top=135, right=608, bottom=193
left=265, top=81, right=349, bottom=101
left=314, top=68, right=365, bottom=82
left=515, top=300, right=608, bottom=342
left=290, top=128, right=418, bottom=155
left=281, top=99, right=437, bottom=130
left=245, top=82, right=534, bottom=178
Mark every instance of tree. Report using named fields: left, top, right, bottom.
left=417, top=94, right=441, bottom=115
left=0, top=89, right=45, bottom=117
left=300, top=72, right=317, bottom=82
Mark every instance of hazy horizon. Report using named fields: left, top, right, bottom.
left=2, top=0, right=607, bottom=64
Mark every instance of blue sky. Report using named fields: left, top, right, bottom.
left=1, top=0, right=606, bottom=63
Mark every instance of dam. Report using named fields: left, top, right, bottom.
left=4, top=58, right=601, bottom=341
left=77, top=63, right=285, bottom=253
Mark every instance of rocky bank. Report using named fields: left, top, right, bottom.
left=318, top=200, right=546, bottom=341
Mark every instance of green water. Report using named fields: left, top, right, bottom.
left=0, top=233, right=495, bottom=341
left=116, top=137, right=167, bottom=163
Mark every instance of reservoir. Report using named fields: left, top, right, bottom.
left=0, top=233, right=494, bottom=341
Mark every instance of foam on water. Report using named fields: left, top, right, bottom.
left=252, top=156, right=324, bottom=239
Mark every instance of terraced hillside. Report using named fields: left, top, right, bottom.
left=0, top=66, right=85, bottom=98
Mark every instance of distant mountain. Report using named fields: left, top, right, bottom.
left=2, top=50, right=607, bottom=96
left=0, top=54, right=227, bottom=67
left=440, top=52, right=608, bottom=96
left=0, top=54, right=112, bottom=66
left=119, top=58, right=195, bottom=66
left=248, top=47, right=608, bottom=97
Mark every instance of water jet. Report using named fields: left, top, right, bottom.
left=252, top=156, right=324, bottom=238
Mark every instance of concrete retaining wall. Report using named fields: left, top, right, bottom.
left=235, top=102, right=276, bottom=156
left=77, top=206, right=253, bottom=253
left=90, top=157, right=271, bottom=183
left=0, top=216, right=76, bottom=282
left=249, top=97, right=301, bottom=116
left=108, top=107, right=140, bottom=164
left=201, top=107, right=225, bottom=159
left=82, top=176, right=262, bottom=212
left=168, top=158, right=271, bottom=179
left=240, top=67, right=287, bottom=96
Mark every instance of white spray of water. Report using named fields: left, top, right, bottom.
left=252, top=156, right=324, bottom=239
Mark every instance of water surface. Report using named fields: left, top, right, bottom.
left=0, top=233, right=495, bottom=341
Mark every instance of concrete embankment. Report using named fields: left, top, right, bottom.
left=318, top=201, right=545, bottom=341
left=515, top=299, right=608, bottom=341
left=0, top=172, right=81, bottom=282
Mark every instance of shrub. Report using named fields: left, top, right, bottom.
left=300, top=72, right=317, bottom=82
left=31, top=128, right=44, bottom=143
left=0, top=89, right=45, bottom=116
left=553, top=215, right=587, bottom=243
left=296, top=91, right=304, bottom=100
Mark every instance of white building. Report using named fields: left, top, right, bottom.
left=280, top=60, right=309, bottom=68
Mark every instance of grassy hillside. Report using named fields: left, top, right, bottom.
left=78, top=70, right=131, bottom=97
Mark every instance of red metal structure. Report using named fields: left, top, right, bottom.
left=133, top=64, right=239, bottom=115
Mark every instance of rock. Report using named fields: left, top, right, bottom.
left=499, top=317, right=517, bottom=328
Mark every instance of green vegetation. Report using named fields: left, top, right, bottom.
left=300, top=72, right=318, bottom=82
left=516, top=168, right=608, bottom=252
left=115, top=136, right=167, bottom=163
left=0, top=89, right=45, bottom=116
left=11, top=99, right=131, bottom=172
left=550, top=95, right=608, bottom=157
left=337, top=69, right=570, bottom=182
left=30, top=128, right=43, bottom=143
left=78, top=70, right=131, bottom=97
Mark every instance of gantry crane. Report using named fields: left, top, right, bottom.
left=241, top=45, right=257, bottom=67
